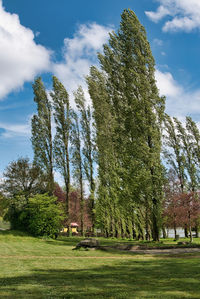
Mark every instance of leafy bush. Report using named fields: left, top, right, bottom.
left=4, top=195, right=28, bottom=230
left=20, top=194, right=64, bottom=237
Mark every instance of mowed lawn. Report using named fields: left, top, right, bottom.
left=1, top=231, right=200, bottom=298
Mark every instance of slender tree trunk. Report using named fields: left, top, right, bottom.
left=65, top=141, right=70, bottom=216
left=145, top=202, right=151, bottom=240
left=162, top=225, right=167, bottom=239
left=90, top=172, right=95, bottom=234
left=49, top=128, right=54, bottom=195
left=49, top=166, right=54, bottom=196
left=188, top=210, right=193, bottom=243
left=152, top=199, right=160, bottom=241
left=46, top=126, right=54, bottom=195
left=184, top=225, right=188, bottom=238
left=195, top=225, right=199, bottom=238
left=174, top=226, right=177, bottom=240
left=80, top=165, right=84, bottom=236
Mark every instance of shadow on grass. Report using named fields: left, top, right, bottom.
left=45, top=236, right=85, bottom=247
left=0, top=257, right=200, bottom=298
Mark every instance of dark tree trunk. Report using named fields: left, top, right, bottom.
left=152, top=199, right=160, bottom=241
left=184, top=225, right=188, bottom=238
left=162, top=225, right=167, bottom=239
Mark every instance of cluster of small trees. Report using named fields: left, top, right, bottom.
left=0, top=156, right=92, bottom=236
left=1, top=9, right=200, bottom=240
left=163, top=191, right=200, bottom=242
left=0, top=158, right=64, bottom=236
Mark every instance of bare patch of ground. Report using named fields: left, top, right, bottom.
left=129, top=247, right=200, bottom=255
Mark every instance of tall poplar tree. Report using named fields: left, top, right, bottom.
left=87, top=9, right=165, bottom=240
left=186, top=116, right=200, bottom=165
left=74, top=86, right=95, bottom=232
left=87, top=67, right=122, bottom=238
left=164, top=115, right=186, bottom=193
left=70, top=111, right=84, bottom=235
left=174, top=117, right=198, bottom=192
left=31, top=77, right=54, bottom=195
left=51, top=76, right=71, bottom=215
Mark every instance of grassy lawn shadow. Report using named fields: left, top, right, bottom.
left=0, top=257, right=200, bottom=298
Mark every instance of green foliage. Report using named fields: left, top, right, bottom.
left=4, top=195, right=29, bottom=230
left=0, top=193, right=7, bottom=218
left=87, top=9, right=165, bottom=240
left=21, top=194, right=64, bottom=237
left=74, top=86, right=95, bottom=230
left=1, top=157, right=49, bottom=230
left=2, top=157, right=47, bottom=199
left=164, top=114, right=187, bottom=192
left=31, top=77, right=54, bottom=195
left=51, top=76, right=71, bottom=213
left=70, top=111, right=84, bottom=234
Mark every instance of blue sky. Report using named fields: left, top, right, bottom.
left=0, top=0, right=200, bottom=179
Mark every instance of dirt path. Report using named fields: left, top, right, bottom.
left=129, top=247, right=200, bottom=255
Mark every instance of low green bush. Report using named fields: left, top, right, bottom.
left=20, top=194, right=64, bottom=237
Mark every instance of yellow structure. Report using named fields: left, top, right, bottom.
left=61, top=222, right=78, bottom=234
left=72, top=227, right=77, bottom=233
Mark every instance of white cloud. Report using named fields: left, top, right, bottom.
left=0, top=0, right=51, bottom=99
left=0, top=122, right=30, bottom=138
left=145, top=0, right=200, bottom=32
left=155, top=69, right=182, bottom=97
left=156, top=69, right=200, bottom=117
left=0, top=0, right=112, bottom=105
left=146, top=5, right=170, bottom=23
left=53, top=23, right=112, bottom=104
left=153, top=38, right=163, bottom=46
left=0, top=114, right=32, bottom=138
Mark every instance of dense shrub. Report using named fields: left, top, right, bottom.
left=20, top=194, right=64, bottom=237
left=4, top=195, right=28, bottom=230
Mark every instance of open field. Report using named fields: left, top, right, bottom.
left=1, top=231, right=200, bottom=298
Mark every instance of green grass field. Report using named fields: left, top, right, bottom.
left=1, top=231, right=200, bottom=298
left=0, top=217, right=10, bottom=230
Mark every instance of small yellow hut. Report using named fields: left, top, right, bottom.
left=70, top=222, right=79, bottom=233
left=61, top=222, right=79, bottom=234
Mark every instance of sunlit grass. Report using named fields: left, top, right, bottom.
left=1, top=231, right=200, bottom=298
left=0, top=217, right=10, bottom=230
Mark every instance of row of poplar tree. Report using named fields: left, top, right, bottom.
left=31, top=9, right=200, bottom=241
left=31, top=78, right=95, bottom=235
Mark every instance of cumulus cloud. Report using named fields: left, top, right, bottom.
left=0, top=122, right=30, bottom=138
left=156, top=69, right=200, bottom=118
left=0, top=114, right=32, bottom=138
left=0, top=0, right=111, bottom=102
left=145, top=0, right=200, bottom=32
left=146, top=5, right=170, bottom=23
left=155, top=69, right=182, bottom=97
left=0, top=0, right=51, bottom=99
left=53, top=23, right=112, bottom=104
left=153, top=38, right=163, bottom=46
